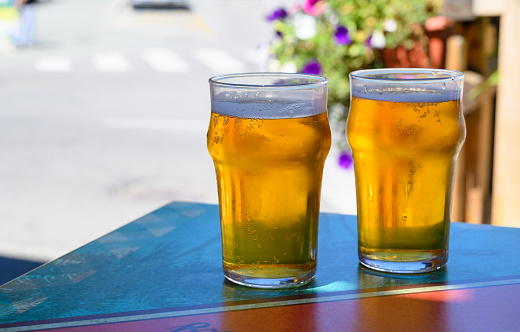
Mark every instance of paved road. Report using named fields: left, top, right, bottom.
left=0, top=0, right=356, bottom=262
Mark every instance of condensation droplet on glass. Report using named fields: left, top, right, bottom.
left=442, top=83, right=446, bottom=90
left=402, top=214, right=408, bottom=221
left=369, top=195, right=374, bottom=202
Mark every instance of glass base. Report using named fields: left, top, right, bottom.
left=359, top=250, right=448, bottom=274
left=223, top=269, right=315, bottom=289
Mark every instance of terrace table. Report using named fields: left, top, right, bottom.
left=1, top=201, right=520, bottom=331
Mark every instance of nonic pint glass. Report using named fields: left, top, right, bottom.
left=207, top=73, right=331, bottom=288
left=347, top=69, right=465, bottom=273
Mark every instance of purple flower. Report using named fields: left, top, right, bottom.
left=365, top=34, right=373, bottom=48
left=266, top=8, right=288, bottom=22
left=338, top=151, right=353, bottom=169
left=334, top=26, right=351, bottom=45
left=301, top=59, right=321, bottom=75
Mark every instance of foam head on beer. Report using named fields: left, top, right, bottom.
left=351, top=71, right=462, bottom=103
left=210, top=74, right=328, bottom=119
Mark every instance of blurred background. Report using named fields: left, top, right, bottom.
left=0, top=0, right=358, bottom=283
left=1, top=0, right=517, bottom=284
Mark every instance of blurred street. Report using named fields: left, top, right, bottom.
left=0, top=0, right=356, bottom=264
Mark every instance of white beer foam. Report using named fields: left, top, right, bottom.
left=211, top=91, right=327, bottom=119
left=351, top=85, right=461, bottom=103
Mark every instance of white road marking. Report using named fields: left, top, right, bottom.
left=193, top=48, right=247, bottom=73
left=142, top=48, right=190, bottom=73
left=34, top=56, right=72, bottom=72
left=103, top=117, right=207, bottom=131
left=92, top=52, right=131, bottom=73
left=31, top=48, right=252, bottom=74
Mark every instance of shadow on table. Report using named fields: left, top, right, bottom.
left=0, top=256, right=43, bottom=286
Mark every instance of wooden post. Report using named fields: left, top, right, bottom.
left=474, top=0, right=520, bottom=227
left=445, top=35, right=468, bottom=222
left=464, top=20, right=496, bottom=224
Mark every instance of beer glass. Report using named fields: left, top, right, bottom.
left=347, top=69, right=465, bottom=273
left=208, top=73, right=331, bottom=288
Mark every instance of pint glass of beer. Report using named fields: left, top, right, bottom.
left=347, top=69, right=465, bottom=273
left=208, top=73, right=331, bottom=288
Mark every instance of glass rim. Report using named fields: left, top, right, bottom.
left=350, top=68, right=464, bottom=83
left=209, top=72, right=328, bottom=89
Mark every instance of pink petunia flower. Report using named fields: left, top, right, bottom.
left=302, top=0, right=327, bottom=17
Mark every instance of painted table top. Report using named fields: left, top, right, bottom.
left=1, top=201, right=519, bottom=331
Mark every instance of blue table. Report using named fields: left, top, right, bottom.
left=1, top=202, right=519, bottom=331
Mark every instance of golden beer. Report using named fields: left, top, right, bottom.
left=208, top=73, right=330, bottom=287
left=347, top=69, right=465, bottom=273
